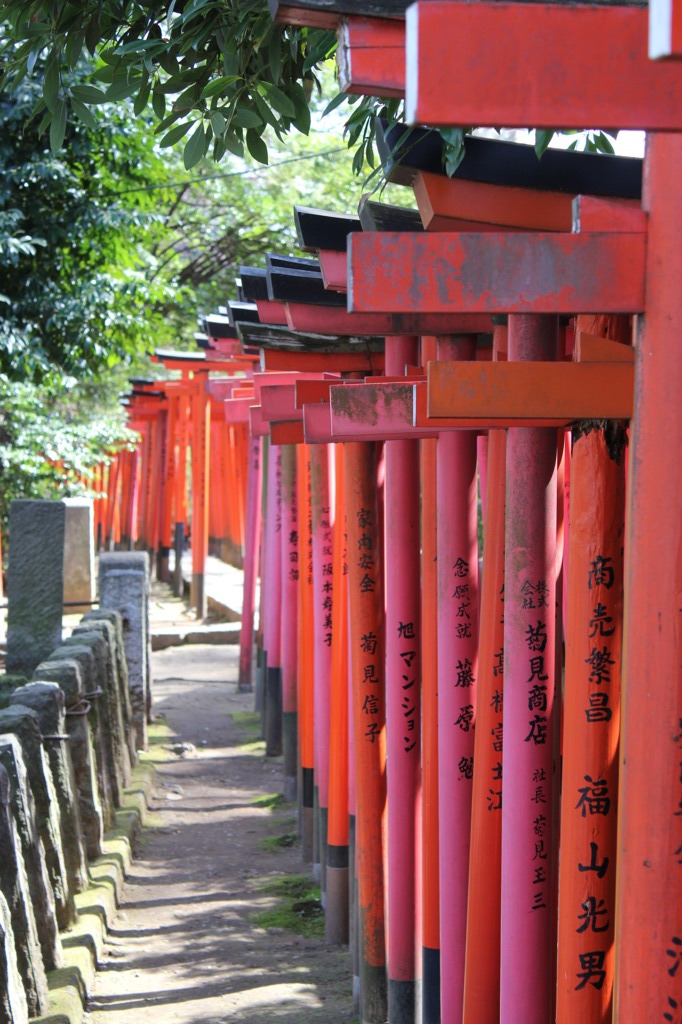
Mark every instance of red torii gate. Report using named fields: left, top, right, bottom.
left=259, top=3, right=682, bottom=1023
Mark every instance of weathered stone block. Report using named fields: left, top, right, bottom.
left=0, top=762, right=50, bottom=1017
left=58, top=639, right=114, bottom=828
left=62, top=498, right=95, bottom=614
left=1, top=698, right=75, bottom=925
left=32, top=658, right=103, bottom=860
left=98, top=553, right=150, bottom=750
left=0, top=731, right=62, bottom=973
left=6, top=500, right=65, bottom=676
left=0, top=890, right=27, bottom=1024
left=82, top=610, right=136, bottom=768
left=71, top=624, right=128, bottom=797
left=11, top=682, right=87, bottom=903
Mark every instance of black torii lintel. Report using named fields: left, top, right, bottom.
left=358, top=197, right=424, bottom=233
left=376, top=120, right=643, bottom=198
left=239, top=267, right=269, bottom=303
left=266, top=253, right=320, bottom=273
left=227, top=301, right=261, bottom=327
left=294, top=205, right=363, bottom=253
left=266, top=266, right=347, bottom=307
left=236, top=320, right=384, bottom=353
left=203, top=314, right=239, bottom=340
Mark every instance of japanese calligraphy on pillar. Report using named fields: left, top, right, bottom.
left=515, top=575, right=554, bottom=916
left=452, top=556, right=478, bottom=772
left=356, top=505, right=382, bottom=745
left=572, top=555, right=619, bottom=997
left=285, top=463, right=299, bottom=583
left=396, top=620, right=418, bottom=754
left=320, top=505, right=333, bottom=648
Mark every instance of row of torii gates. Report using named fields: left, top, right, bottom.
left=94, top=1, right=681, bottom=1022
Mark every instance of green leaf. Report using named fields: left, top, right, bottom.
left=152, top=89, right=166, bottom=119
left=231, top=105, right=262, bottom=129
left=183, top=122, right=208, bottom=169
left=71, top=84, right=108, bottom=104
left=253, top=92, right=280, bottom=131
left=535, top=129, right=555, bottom=159
left=596, top=131, right=616, bottom=155
left=154, top=108, right=184, bottom=133
left=104, top=76, right=142, bottom=102
left=291, top=85, right=311, bottom=135
left=134, top=80, right=151, bottom=116
left=160, top=121, right=193, bottom=147
left=263, top=83, right=295, bottom=118
left=49, top=99, right=66, bottom=153
left=246, top=128, right=268, bottom=164
left=323, top=91, right=347, bottom=118
left=268, top=26, right=283, bottom=81
left=37, top=108, right=52, bottom=137
left=210, top=111, right=226, bottom=135
left=200, top=75, right=241, bottom=99
left=71, top=98, right=98, bottom=129
left=43, top=53, right=59, bottom=113
left=223, top=132, right=244, bottom=158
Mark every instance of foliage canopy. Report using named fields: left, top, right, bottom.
left=0, top=2, right=337, bottom=167
left=0, top=0, right=618, bottom=177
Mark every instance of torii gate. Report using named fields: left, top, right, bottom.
left=266, top=3, right=682, bottom=1024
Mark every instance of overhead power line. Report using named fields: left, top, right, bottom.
left=105, top=145, right=348, bottom=197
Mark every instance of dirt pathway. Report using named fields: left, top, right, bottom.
left=84, top=638, right=354, bottom=1024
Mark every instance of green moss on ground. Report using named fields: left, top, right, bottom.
left=253, top=874, right=323, bottom=939
left=260, top=831, right=297, bottom=851
left=251, top=791, right=286, bottom=810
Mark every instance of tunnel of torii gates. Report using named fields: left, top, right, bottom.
left=89, top=1, right=682, bottom=1022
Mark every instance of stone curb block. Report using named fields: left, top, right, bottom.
left=151, top=625, right=241, bottom=651
left=32, top=762, right=157, bottom=1024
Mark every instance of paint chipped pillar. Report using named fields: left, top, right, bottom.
left=6, top=500, right=65, bottom=676
left=98, top=552, right=150, bottom=751
left=62, top=498, right=95, bottom=614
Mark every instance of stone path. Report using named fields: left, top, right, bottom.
left=82, top=606, right=354, bottom=1024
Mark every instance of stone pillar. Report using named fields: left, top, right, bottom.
left=11, top=682, right=87, bottom=902
left=0, top=732, right=62, bottom=972
left=0, top=701, right=74, bottom=926
left=82, top=609, right=136, bottom=767
left=73, top=618, right=131, bottom=787
left=0, top=888, right=27, bottom=1024
left=65, top=630, right=122, bottom=802
left=53, top=640, right=114, bottom=829
left=0, top=763, right=50, bottom=1018
left=32, top=658, right=103, bottom=859
left=62, top=498, right=95, bottom=614
left=98, top=552, right=150, bottom=750
left=6, top=500, right=65, bottom=676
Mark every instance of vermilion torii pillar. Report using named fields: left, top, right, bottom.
left=463, top=323, right=507, bottom=1024
left=615, top=134, right=682, bottom=1023
left=310, top=442, right=333, bottom=887
left=435, top=333, right=479, bottom=1024
left=384, top=333, right=421, bottom=1024
left=556, top=321, right=629, bottom=1023
left=345, top=440, right=387, bottom=1024
left=280, top=444, right=299, bottom=799
left=501, top=315, right=559, bottom=1024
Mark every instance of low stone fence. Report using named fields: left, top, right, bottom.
left=0, top=550, right=151, bottom=1023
